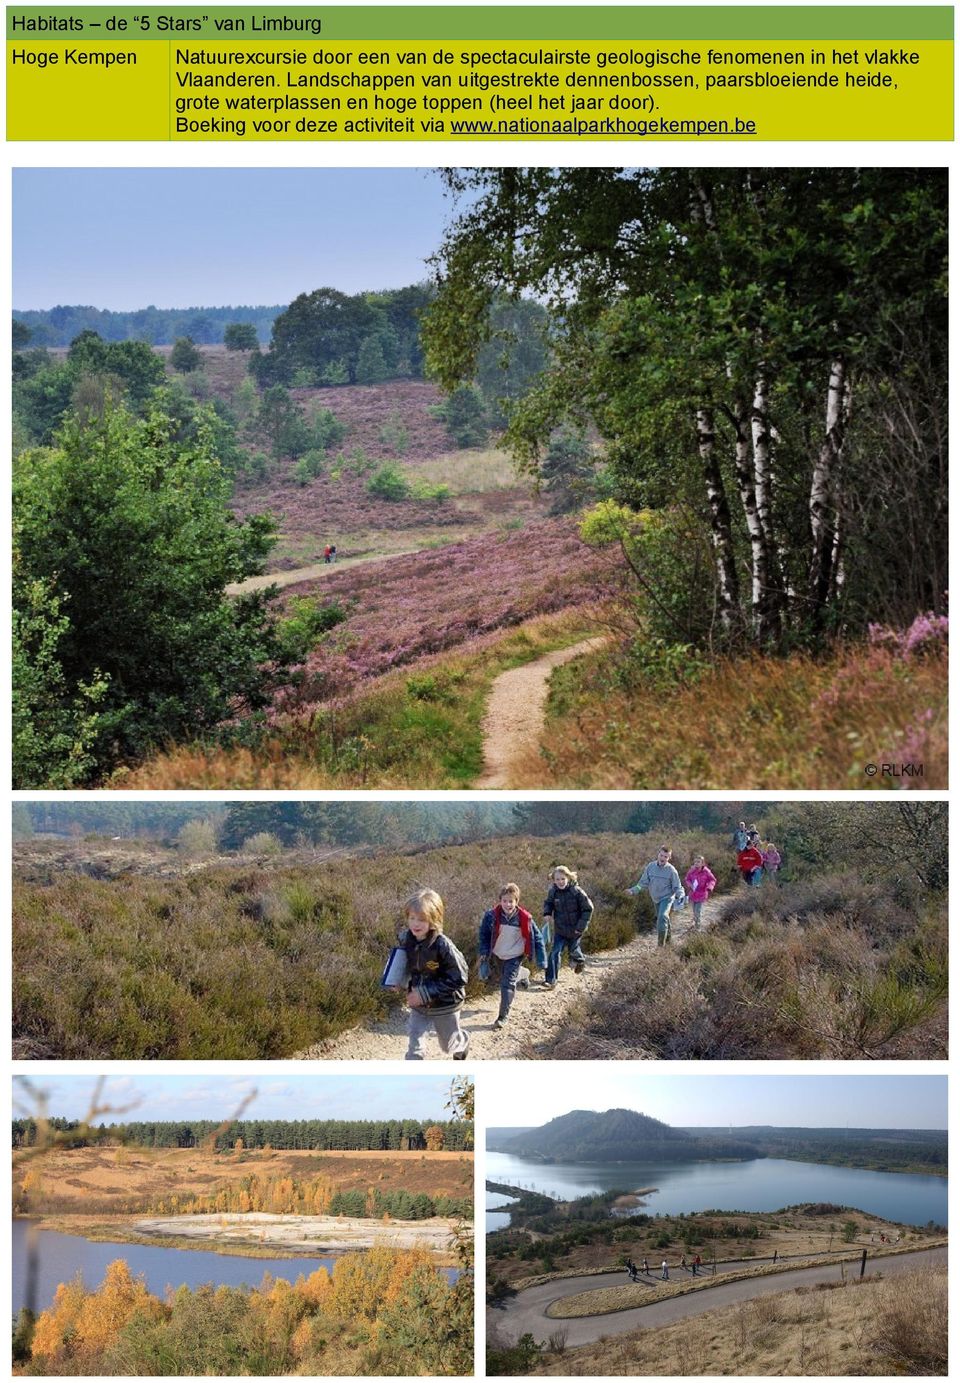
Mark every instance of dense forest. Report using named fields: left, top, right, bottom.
left=12, top=1116, right=473, bottom=1152
left=13, top=303, right=284, bottom=347
left=683, top=1126, right=947, bottom=1175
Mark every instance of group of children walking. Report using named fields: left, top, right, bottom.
left=732, top=820, right=782, bottom=886
left=393, top=831, right=784, bottom=1059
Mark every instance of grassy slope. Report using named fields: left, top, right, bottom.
left=506, top=1266, right=946, bottom=1376
left=529, top=643, right=947, bottom=789
left=117, top=610, right=602, bottom=790
left=488, top=1205, right=942, bottom=1291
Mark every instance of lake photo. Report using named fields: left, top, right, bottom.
left=485, top=1073, right=947, bottom=1379
left=13, top=1074, right=473, bottom=1376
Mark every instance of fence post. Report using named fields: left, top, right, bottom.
left=859, top=1249, right=867, bottom=1280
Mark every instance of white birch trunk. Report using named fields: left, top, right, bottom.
left=696, top=407, right=740, bottom=632
left=809, top=355, right=847, bottom=614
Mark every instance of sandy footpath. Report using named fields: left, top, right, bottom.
left=475, top=637, right=608, bottom=789
left=295, top=902, right=716, bottom=1061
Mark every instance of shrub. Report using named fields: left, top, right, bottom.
left=277, top=597, right=348, bottom=661
left=367, top=463, right=411, bottom=501
left=170, top=337, right=204, bottom=373
left=242, top=832, right=283, bottom=857
left=293, top=450, right=327, bottom=486
left=176, top=820, right=218, bottom=856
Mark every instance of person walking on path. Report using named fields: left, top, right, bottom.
left=684, top=855, right=717, bottom=929
left=693, top=1253, right=702, bottom=1275
left=762, top=841, right=782, bottom=880
left=628, top=846, right=685, bottom=945
left=737, top=841, right=765, bottom=886
left=542, top=865, right=593, bottom=988
left=732, top=820, right=749, bottom=852
left=642, top=1257, right=649, bottom=1276
left=478, top=883, right=546, bottom=1029
left=660, top=1259, right=669, bottom=1281
left=398, top=889, right=470, bottom=1060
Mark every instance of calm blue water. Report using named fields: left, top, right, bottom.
left=486, top=1188, right=518, bottom=1234
left=485, top=1153, right=947, bottom=1230
left=12, top=1221, right=457, bottom=1315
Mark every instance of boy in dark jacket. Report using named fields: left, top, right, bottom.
left=399, top=889, right=469, bottom=1060
left=478, top=883, right=547, bottom=1029
left=542, top=865, right=594, bottom=988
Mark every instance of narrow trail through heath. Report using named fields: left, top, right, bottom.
left=227, top=547, right=420, bottom=595
left=493, top=1246, right=948, bottom=1346
left=294, top=900, right=717, bottom=1062
left=475, top=637, right=607, bottom=789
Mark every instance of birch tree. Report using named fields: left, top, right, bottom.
left=424, top=167, right=946, bottom=650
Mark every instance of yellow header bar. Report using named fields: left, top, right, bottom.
left=8, top=37, right=953, bottom=140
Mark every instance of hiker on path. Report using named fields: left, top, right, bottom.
left=478, top=883, right=546, bottom=1029
left=693, top=1253, right=702, bottom=1275
left=762, top=841, right=782, bottom=880
left=628, top=846, right=685, bottom=945
left=323, top=544, right=332, bottom=564
left=399, top=889, right=469, bottom=1061
left=732, top=821, right=749, bottom=852
left=737, top=841, right=765, bottom=886
left=684, top=855, right=717, bottom=929
left=661, top=1259, right=669, bottom=1280
left=642, top=1257, right=649, bottom=1275
left=542, top=866, right=593, bottom=988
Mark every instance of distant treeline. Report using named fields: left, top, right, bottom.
left=13, top=304, right=283, bottom=347
left=15, top=800, right=514, bottom=848
left=12, top=1116, right=473, bottom=1152
left=684, top=1126, right=948, bottom=1175
left=16, top=803, right=946, bottom=896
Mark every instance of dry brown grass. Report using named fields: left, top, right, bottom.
left=13, top=829, right=657, bottom=1058
left=16, top=1145, right=472, bottom=1216
left=529, top=644, right=947, bottom=789
left=513, top=1266, right=947, bottom=1375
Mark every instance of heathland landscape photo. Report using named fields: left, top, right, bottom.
left=12, top=800, right=947, bottom=1062
left=13, top=1074, right=473, bottom=1376
left=484, top=1074, right=947, bottom=1376
left=12, top=167, right=947, bottom=789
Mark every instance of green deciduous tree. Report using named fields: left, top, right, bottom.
left=223, top=322, right=260, bottom=352
left=170, top=336, right=204, bottom=373
left=13, top=402, right=283, bottom=782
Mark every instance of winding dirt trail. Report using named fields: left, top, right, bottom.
left=227, top=547, right=420, bottom=595
left=294, top=899, right=716, bottom=1062
left=492, top=1246, right=947, bottom=1346
left=475, top=637, right=607, bottom=789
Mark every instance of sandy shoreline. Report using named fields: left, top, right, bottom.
left=132, top=1211, right=459, bottom=1254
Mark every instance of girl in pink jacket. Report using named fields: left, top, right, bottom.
left=684, top=855, right=717, bottom=928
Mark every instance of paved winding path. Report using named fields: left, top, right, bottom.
left=493, top=1246, right=948, bottom=1345
left=475, top=637, right=607, bottom=789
